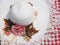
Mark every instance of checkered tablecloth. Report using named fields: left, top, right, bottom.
left=42, top=0, right=60, bottom=45
left=0, top=0, right=60, bottom=45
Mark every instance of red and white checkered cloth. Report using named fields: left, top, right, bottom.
left=42, top=0, right=60, bottom=45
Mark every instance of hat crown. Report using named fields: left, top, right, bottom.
left=10, top=1, right=34, bottom=20
left=9, top=1, right=35, bottom=26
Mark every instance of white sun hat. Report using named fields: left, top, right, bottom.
left=9, top=1, right=35, bottom=26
